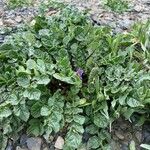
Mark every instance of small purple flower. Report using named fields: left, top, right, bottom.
left=76, top=68, right=84, bottom=79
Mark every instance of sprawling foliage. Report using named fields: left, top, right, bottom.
left=102, top=0, right=129, bottom=13
left=0, top=3, right=150, bottom=149
left=6, top=0, right=33, bottom=8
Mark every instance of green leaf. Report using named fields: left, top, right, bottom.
left=63, top=35, right=72, bottom=45
left=93, top=113, right=108, bottom=128
left=86, top=125, right=98, bottom=135
left=41, top=106, right=49, bottom=116
left=0, top=134, right=8, bottom=150
left=127, top=98, right=141, bottom=107
left=13, top=104, right=30, bottom=122
left=87, top=136, right=100, bottom=149
left=129, top=140, right=136, bottom=150
left=23, top=32, right=36, bottom=45
left=35, top=74, right=50, bottom=85
left=17, top=73, right=30, bottom=88
left=27, top=119, right=44, bottom=136
left=8, top=94, right=19, bottom=105
left=53, top=73, right=75, bottom=84
left=31, top=102, right=43, bottom=118
left=65, top=131, right=82, bottom=148
left=138, top=74, right=150, bottom=83
left=23, top=88, right=41, bottom=100
left=0, top=107, right=12, bottom=119
left=72, top=123, right=84, bottom=133
left=73, top=115, right=85, bottom=125
left=140, top=144, right=150, bottom=150
left=3, top=123, right=12, bottom=134
left=26, top=59, right=36, bottom=69
left=123, top=108, right=135, bottom=119
left=48, top=97, right=55, bottom=107
left=36, top=59, right=46, bottom=73
left=43, top=126, right=52, bottom=141
left=0, top=43, right=13, bottom=51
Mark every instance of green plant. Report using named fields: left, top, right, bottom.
left=0, top=3, right=150, bottom=149
left=140, top=144, right=150, bottom=150
left=6, top=0, right=33, bottom=8
left=102, top=0, right=129, bottom=13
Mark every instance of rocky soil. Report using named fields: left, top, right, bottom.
left=0, top=0, right=150, bottom=149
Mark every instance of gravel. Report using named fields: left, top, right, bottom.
left=0, top=0, right=150, bottom=31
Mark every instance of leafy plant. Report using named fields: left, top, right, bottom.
left=0, top=2, right=150, bottom=149
left=140, top=144, right=150, bottom=150
left=102, top=0, right=129, bottom=13
left=6, top=0, right=33, bottom=8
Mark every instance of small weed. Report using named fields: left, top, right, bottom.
left=103, top=0, right=129, bottom=13
left=6, top=0, right=33, bottom=8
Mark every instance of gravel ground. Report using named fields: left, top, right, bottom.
left=62, top=0, right=150, bottom=32
left=0, top=0, right=150, bottom=150
left=0, top=0, right=150, bottom=30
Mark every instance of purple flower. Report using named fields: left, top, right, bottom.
left=76, top=68, right=84, bottom=79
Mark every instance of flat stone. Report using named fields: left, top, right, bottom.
left=115, top=131, right=125, bottom=140
left=5, top=146, right=13, bottom=150
left=43, top=147, right=49, bottom=150
left=110, top=140, right=121, bottom=150
left=0, top=18, right=3, bottom=26
left=0, top=8, right=3, bottom=16
left=26, top=137, right=42, bottom=150
left=121, top=143, right=128, bottom=150
left=16, top=146, right=29, bottom=150
left=45, top=10, right=58, bottom=17
left=134, top=5, right=144, bottom=12
left=54, top=136, right=64, bottom=149
left=15, top=16, right=22, bottom=23
left=135, top=131, right=142, bottom=142
left=118, top=19, right=133, bottom=30
left=20, top=134, right=28, bottom=146
left=3, top=19, right=16, bottom=26
left=41, top=143, right=49, bottom=150
left=5, top=140, right=13, bottom=150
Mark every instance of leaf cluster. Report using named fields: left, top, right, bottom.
left=6, top=0, right=33, bottom=8
left=102, top=0, right=129, bottom=13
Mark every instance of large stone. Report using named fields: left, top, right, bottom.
left=16, top=146, right=29, bottom=150
left=15, top=16, right=22, bottom=23
left=26, top=137, right=42, bottom=150
left=54, top=136, right=64, bottom=149
left=3, top=19, right=16, bottom=26
left=134, top=5, right=144, bottom=12
left=5, top=140, right=13, bottom=150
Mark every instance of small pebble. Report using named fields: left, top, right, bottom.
left=15, top=16, right=22, bottom=23
left=54, top=136, right=64, bottom=150
left=0, top=18, right=3, bottom=26
left=115, top=131, right=125, bottom=140
left=16, top=146, right=29, bottom=150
